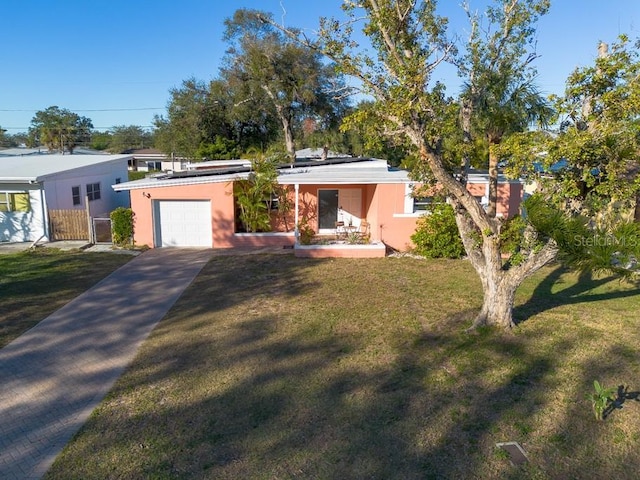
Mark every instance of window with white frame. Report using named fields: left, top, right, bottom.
left=147, top=161, right=162, bottom=171
left=404, top=183, right=440, bottom=214
left=72, top=186, right=81, bottom=206
left=0, top=192, right=31, bottom=212
left=413, top=196, right=436, bottom=212
left=86, top=182, right=101, bottom=201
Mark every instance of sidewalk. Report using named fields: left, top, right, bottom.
left=0, top=248, right=213, bottom=479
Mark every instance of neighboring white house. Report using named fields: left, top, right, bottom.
left=0, top=154, right=131, bottom=243
left=122, top=148, right=188, bottom=172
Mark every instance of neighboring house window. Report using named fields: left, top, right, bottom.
left=72, top=186, right=81, bottom=206
left=0, top=192, right=30, bottom=212
left=147, top=161, right=162, bottom=171
left=86, top=182, right=101, bottom=201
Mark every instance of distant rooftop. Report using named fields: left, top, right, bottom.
left=0, top=147, right=51, bottom=157
left=0, top=147, right=106, bottom=157
left=0, top=154, right=133, bottom=183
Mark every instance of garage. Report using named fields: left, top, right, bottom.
left=153, top=200, right=212, bottom=247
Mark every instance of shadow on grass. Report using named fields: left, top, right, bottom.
left=44, top=255, right=640, bottom=479
left=525, top=346, right=640, bottom=480
left=604, top=385, right=640, bottom=420
left=514, top=264, right=640, bottom=324
left=48, top=323, right=559, bottom=477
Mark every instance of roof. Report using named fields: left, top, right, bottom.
left=113, top=157, right=411, bottom=191
left=0, top=154, right=133, bottom=183
left=277, top=159, right=409, bottom=185
left=122, top=148, right=164, bottom=155
left=0, top=147, right=50, bottom=157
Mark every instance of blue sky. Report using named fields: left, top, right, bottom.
left=0, top=0, right=638, bottom=134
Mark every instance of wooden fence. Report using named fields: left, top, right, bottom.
left=49, top=209, right=90, bottom=241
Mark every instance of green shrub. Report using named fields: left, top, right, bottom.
left=411, top=202, right=465, bottom=258
left=500, top=214, right=527, bottom=254
left=297, top=216, right=315, bottom=245
left=110, top=207, right=135, bottom=246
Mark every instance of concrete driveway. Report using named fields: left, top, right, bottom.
left=0, top=248, right=212, bottom=479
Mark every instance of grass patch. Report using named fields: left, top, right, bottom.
left=44, top=256, right=640, bottom=479
left=0, top=249, right=131, bottom=348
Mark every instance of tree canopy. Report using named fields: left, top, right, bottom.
left=222, top=9, right=347, bottom=160
left=28, top=106, right=93, bottom=154
left=268, top=0, right=640, bottom=330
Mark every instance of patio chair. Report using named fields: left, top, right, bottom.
left=357, top=220, right=370, bottom=241
left=335, top=220, right=346, bottom=239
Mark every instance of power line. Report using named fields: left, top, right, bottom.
left=1, top=126, right=156, bottom=131
left=0, top=107, right=164, bottom=112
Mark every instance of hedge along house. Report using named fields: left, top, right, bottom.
left=0, top=154, right=132, bottom=243
left=113, top=157, right=523, bottom=254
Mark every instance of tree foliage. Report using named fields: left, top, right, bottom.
left=506, top=36, right=640, bottom=215
left=107, top=125, right=153, bottom=153
left=234, top=156, right=281, bottom=233
left=29, top=106, right=93, bottom=153
left=223, top=9, right=347, bottom=160
left=154, top=78, right=213, bottom=160
left=289, top=0, right=559, bottom=329
left=263, top=0, right=640, bottom=330
left=458, top=0, right=553, bottom=216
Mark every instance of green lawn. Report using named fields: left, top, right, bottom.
left=0, top=249, right=132, bottom=348
left=35, top=254, right=640, bottom=479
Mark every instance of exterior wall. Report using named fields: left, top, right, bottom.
left=295, top=183, right=416, bottom=252
left=297, top=184, right=367, bottom=232
left=0, top=186, right=46, bottom=242
left=129, top=181, right=296, bottom=249
left=43, top=160, right=130, bottom=217
left=130, top=182, right=230, bottom=248
left=294, top=242, right=386, bottom=258
left=127, top=176, right=523, bottom=252
left=373, top=183, right=420, bottom=251
left=507, top=183, right=523, bottom=217
left=466, top=181, right=522, bottom=218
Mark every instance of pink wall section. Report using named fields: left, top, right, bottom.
left=131, top=181, right=297, bottom=249
left=131, top=182, right=235, bottom=248
left=466, top=182, right=522, bottom=218
left=370, top=184, right=421, bottom=251
left=129, top=177, right=522, bottom=252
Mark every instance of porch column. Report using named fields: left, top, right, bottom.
left=294, top=183, right=299, bottom=240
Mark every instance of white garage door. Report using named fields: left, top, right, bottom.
left=154, top=200, right=212, bottom=247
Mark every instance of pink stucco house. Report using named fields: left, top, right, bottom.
left=113, top=157, right=523, bottom=257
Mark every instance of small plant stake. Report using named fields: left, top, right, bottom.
left=589, top=380, right=617, bottom=420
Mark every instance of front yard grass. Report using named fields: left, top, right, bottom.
left=0, top=249, right=132, bottom=348
left=44, top=255, right=640, bottom=479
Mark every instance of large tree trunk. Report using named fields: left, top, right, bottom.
left=460, top=97, right=473, bottom=186
left=454, top=203, right=559, bottom=329
left=407, top=134, right=558, bottom=330
left=262, top=85, right=296, bottom=161
left=282, top=117, right=296, bottom=161
left=487, top=137, right=500, bottom=218
left=472, top=268, right=519, bottom=329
